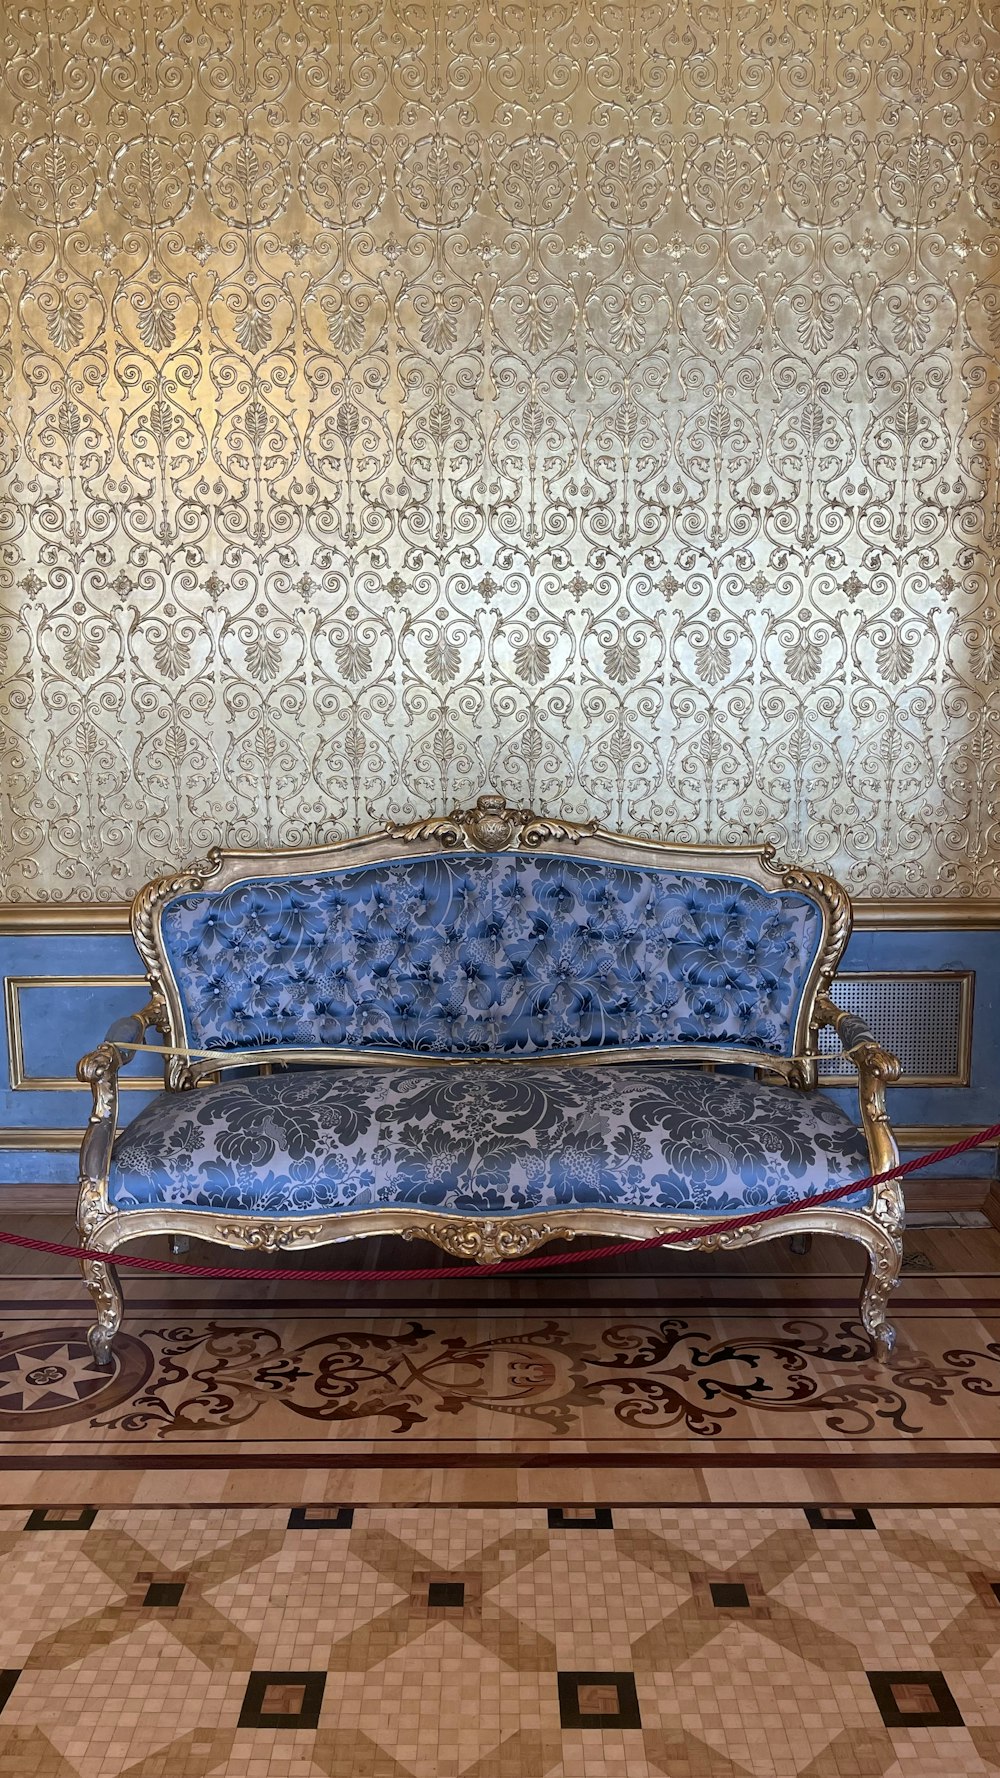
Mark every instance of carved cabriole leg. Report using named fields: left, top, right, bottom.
left=76, top=1037, right=127, bottom=1368
left=860, top=1241, right=901, bottom=1364
left=83, top=1257, right=123, bottom=1367
left=813, top=998, right=903, bottom=1361
left=857, top=1192, right=904, bottom=1364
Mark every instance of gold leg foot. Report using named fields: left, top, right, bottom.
left=859, top=1231, right=902, bottom=1366
left=89, top=1327, right=114, bottom=1367
left=82, top=1258, right=122, bottom=1368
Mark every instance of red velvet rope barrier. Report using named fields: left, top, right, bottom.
left=2, top=1122, right=999, bottom=1281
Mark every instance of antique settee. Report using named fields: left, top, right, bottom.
left=76, top=796, right=903, bottom=1366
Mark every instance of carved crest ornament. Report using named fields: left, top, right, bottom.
left=389, top=793, right=599, bottom=852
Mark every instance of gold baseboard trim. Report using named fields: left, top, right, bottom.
left=855, top=900, right=1000, bottom=930
left=2, top=897, right=1000, bottom=935
left=896, top=1126, right=1000, bottom=1152
left=0, top=904, right=131, bottom=934
left=0, top=1130, right=83, bottom=1152
left=0, top=1184, right=80, bottom=1212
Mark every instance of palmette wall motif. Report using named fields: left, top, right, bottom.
left=0, top=0, right=998, bottom=903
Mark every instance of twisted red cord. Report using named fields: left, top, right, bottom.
left=2, top=1121, right=999, bottom=1281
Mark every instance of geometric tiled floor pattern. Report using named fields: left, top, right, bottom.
left=2, top=1505, right=1000, bottom=1776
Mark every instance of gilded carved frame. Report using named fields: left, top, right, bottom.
left=76, top=796, right=903, bottom=1367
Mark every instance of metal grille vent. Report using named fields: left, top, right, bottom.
left=818, top=974, right=972, bottom=1086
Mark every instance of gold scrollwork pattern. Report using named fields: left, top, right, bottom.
left=401, top=1217, right=582, bottom=1264
left=0, top=1, right=997, bottom=900
left=214, top=1222, right=324, bottom=1250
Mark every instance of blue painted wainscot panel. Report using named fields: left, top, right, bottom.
left=1, top=933, right=158, bottom=1185
left=0, top=923, right=997, bottom=1188
left=828, top=928, right=1000, bottom=1181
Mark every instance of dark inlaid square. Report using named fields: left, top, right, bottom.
left=711, top=1582, right=750, bottom=1608
left=287, top=1506, right=354, bottom=1530
left=804, top=1506, right=875, bottom=1531
left=24, top=1507, right=96, bottom=1531
left=902, top=1251, right=934, bottom=1272
left=0, top=1672, right=19, bottom=1716
left=143, top=1581, right=185, bottom=1608
left=867, top=1670, right=964, bottom=1729
left=427, top=1581, right=465, bottom=1608
left=548, top=1508, right=614, bottom=1530
left=967, top=1571, right=1000, bottom=1616
left=690, top=1569, right=767, bottom=1617
left=558, top=1671, right=641, bottom=1730
left=238, top=1670, right=326, bottom=1730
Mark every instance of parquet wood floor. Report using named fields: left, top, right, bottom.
left=0, top=1502, right=998, bottom=1776
left=0, top=1223, right=997, bottom=1774
left=0, top=1221, right=995, bottom=1508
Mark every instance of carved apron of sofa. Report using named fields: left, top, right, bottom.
left=76, top=796, right=903, bottom=1367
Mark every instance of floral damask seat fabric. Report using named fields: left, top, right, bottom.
left=108, top=1064, right=873, bottom=1219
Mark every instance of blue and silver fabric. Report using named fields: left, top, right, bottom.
left=109, top=1063, right=871, bottom=1219
left=159, top=853, right=823, bottom=1061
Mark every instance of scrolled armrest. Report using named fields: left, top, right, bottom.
left=77, top=1001, right=159, bottom=1094
left=77, top=1002, right=160, bottom=1230
left=816, top=992, right=900, bottom=1182
left=105, top=1006, right=154, bottom=1055
left=816, top=993, right=900, bottom=1081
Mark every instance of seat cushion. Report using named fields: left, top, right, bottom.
left=108, top=1065, right=873, bottom=1219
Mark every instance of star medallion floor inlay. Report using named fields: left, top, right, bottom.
left=0, top=1227, right=997, bottom=1506
left=0, top=1226, right=996, bottom=1769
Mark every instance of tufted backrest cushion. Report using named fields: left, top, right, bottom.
left=158, top=852, right=824, bottom=1060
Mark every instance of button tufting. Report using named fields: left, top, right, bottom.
left=169, top=857, right=819, bottom=1061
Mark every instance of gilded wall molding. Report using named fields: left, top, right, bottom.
left=5, top=899, right=1000, bottom=937
left=0, top=0, right=998, bottom=901
left=0, top=905, right=135, bottom=935
left=895, top=1126, right=1000, bottom=1151
left=853, top=904, right=1000, bottom=933
left=0, top=1129, right=86, bottom=1151
left=4, top=975, right=160, bottom=1091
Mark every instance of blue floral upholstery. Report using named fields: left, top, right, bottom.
left=159, top=854, right=822, bottom=1061
left=108, top=1064, right=872, bottom=1219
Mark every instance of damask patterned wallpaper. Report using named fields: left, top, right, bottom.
left=0, top=0, right=997, bottom=902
